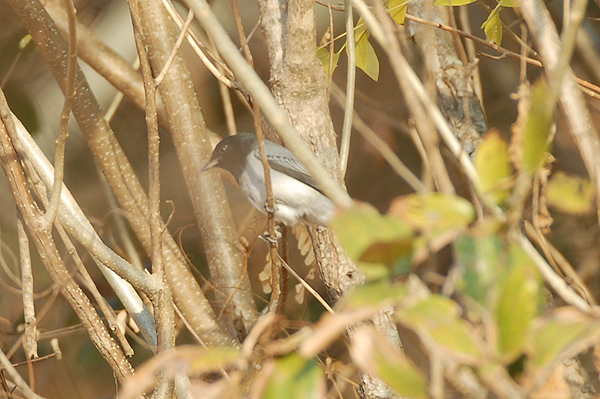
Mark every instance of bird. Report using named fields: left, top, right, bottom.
left=201, top=133, right=336, bottom=226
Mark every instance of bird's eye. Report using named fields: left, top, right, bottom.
left=220, top=144, right=227, bottom=152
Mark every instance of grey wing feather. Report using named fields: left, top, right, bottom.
left=254, top=141, right=325, bottom=195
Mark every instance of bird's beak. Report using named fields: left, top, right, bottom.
left=200, top=158, right=219, bottom=173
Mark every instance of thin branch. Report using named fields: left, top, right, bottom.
left=525, top=222, right=597, bottom=305
left=17, top=216, right=38, bottom=360
left=458, top=6, right=484, bottom=106
left=327, top=4, right=335, bottom=89
left=231, top=0, right=285, bottom=317
left=154, top=10, right=195, bottom=87
left=0, top=348, right=45, bottom=399
left=131, top=0, right=251, bottom=342
left=372, top=0, right=456, bottom=194
left=219, top=73, right=237, bottom=136
left=339, top=0, right=356, bottom=175
left=8, top=115, right=155, bottom=292
left=128, top=4, right=176, bottom=398
left=543, top=0, right=588, bottom=106
left=42, top=0, right=77, bottom=230
left=55, top=224, right=135, bottom=356
left=353, top=0, right=481, bottom=188
left=278, top=255, right=334, bottom=314
left=315, top=0, right=345, bottom=10
left=406, top=13, right=538, bottom=63
left=402, top=13, right=600, bottom=97
left=331, top=84, right=427, bottom=192
left=518, top=233, right=596, bottom=313
left=8, top=110, right=158, bottom=347
left=160, top=0, right=234, bottom=88
left=0, top=93, right=135, bottom=384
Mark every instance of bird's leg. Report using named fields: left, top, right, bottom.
left=261, top=200, right=281, bottom=242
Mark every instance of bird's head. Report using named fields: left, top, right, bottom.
left=201, top=133, right=255, bottom=175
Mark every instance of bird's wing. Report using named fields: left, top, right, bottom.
left=253, top=141, right=326, bottom=196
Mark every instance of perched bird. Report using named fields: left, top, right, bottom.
left=202, top=133, right=335, bottom=226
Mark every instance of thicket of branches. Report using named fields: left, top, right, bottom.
left=1, top=0, right=600, bottom=397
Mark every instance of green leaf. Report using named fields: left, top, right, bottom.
left=332, top=204, right=413, bottom=263
left=529, top=309, right=597, bottom=369
left=399, top=294, right=461, bottom=325
left=434, top=0, right=477, bottom=5
left=317, top=46, right=341, bottom=76
left=521, top=80, right=553, bottom=173
left=344, top=280, right=409, bottom=309
left=352, top=328, right=428, bottom=399
left=494, top=245, right=541, bottom=362
left=455, top=233, right=505, bottom=305
left=500, top=0, right=519, bottom=7
left=387, top=0, right=408, bottom=24
left=481, top=5, right=503, bottom=45
left=428, top=322, right=482, bottom=362
left=355, top=33, right=380, bottom=81
left=373, top=349, right=428, bottom=399
left=359, top=239, right=413, bottom=266
left=389, top=193, right=475, bottom=237
left=546, top=172, right=594, bottom=215
left=475, top=130, right=513, bottom=205
left=397, top=295, right=482, bottom=363
left=355, top=262, right=392, bottom=280
left=261, top=354, right=325, bottom=399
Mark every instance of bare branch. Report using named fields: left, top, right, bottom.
left=133, top=0, right=257, bottom=338
left=17, top=216, right=38, bottom=360
left=0, top=93, right=135, bottom=383
left=42, top=0, right=77, bottom=230
left=339, top=0, right=356, bottom=175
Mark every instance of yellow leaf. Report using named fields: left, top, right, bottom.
left=521, top=81, right=553, bottom=173
left=397, top=295, right=483, bottom=364
left=475, top=130, right=513, bottom=205
left=354, top=16, right=368, bottom=40
left=389, top=193, right=475, bottom=236
left=317, top=47, right=341, bottom=76
left=494, top=245, right=541, bottom=363
left=481, top=5, right=503, bottom=45
left=546, top=172, right=594, bottom=215
left=434, top=0, right=477, bottom=5
left=529, top=308, right=598, bottom=369
left=332, top=203, right=413, bottom=262
left=387, top=0, right=408, bottom=25
left=355, top=33, right=380, bottom=81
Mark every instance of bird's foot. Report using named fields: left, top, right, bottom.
left=262, top=228, right=282, bottom=244
left=263, top=201, right=278, bottom=215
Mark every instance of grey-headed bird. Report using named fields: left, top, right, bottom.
left=202, top=133, right=335, bottom=226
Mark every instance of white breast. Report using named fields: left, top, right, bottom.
left=237, top=156, right=335, bottom=226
